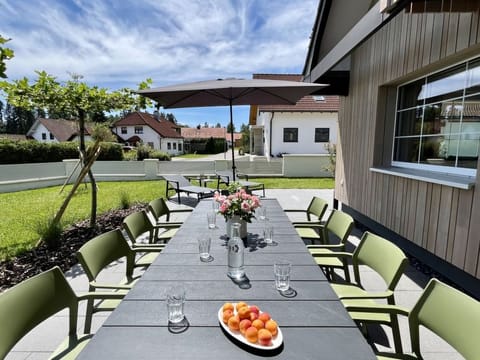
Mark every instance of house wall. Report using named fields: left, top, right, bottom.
left=113, top=125, right=183, bottom=155
left=30, top=123, right=57, bottom=142
left=336, top=8, right=480, bottom=279
left=258, top=112, right=337, bottom=157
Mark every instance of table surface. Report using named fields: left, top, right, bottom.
left=78, top=198, right=376, bottom=360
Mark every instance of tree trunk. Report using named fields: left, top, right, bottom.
left=78, top=108, right=98, bottom=229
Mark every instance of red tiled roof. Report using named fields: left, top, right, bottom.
left=181, top=127, right=242, bottom=141
left=37, top=118, right=91, bottom=141
left=252, top=74, right=339, bottom=112
left=114, top=112, right=182, bottom=138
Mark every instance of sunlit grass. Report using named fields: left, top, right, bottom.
left=0, top=177, right=333, bottom=260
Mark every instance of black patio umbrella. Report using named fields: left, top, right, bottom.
left=138, top=78, right=325, bottom=180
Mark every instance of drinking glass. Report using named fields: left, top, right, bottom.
left=166, top=285, right=185, bottom=323
left=257, top=206, right=267, bottom=221
left=198, top=235, right=211, bottom=262
left=207, top=211, right=216, bottom=229
left=274, top=261, right=291, bottom=291
left=263, top=223, right=274, bottom=245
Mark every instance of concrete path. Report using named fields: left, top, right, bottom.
left=6, top=189, right=461, bottom=359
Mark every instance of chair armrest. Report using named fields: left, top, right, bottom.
left=170, top=209, right=194, bottom=213
left=78, top=292, right=126, bottom=301
left=340, top=290, right=395, bottom=300
left=343, top=302, right=410, bottom=317
left=89, top=281, right=134, bottom=290
left=311, top=251, right=353, bottom=260
left=154, top=223, right=182, bottom=229
left=307, top=244, right=344, bottom=250
left=293, top=223, right=324, bottom=229
left=131, top=246, right=164, bottom=253
left=284, top=209, right=308, bottom=213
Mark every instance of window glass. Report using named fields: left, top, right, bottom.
left=173, top=143, right=177, bottom=150
left=178, top=143, right=182, bottom=151
left=283, top=128, right=298, bottom=142
left=315, top=128, right=330, bottom=142
left=167, top=142, right=171, bottom=150
left=49, top=133, right=54, bottom=140
left=394, top=58, right=479, bottom=175
left=121, top=127, right=127, bottom=134
left=134, top=126, right=143, bottom=134
left=41, top=133, right=47, bottom=140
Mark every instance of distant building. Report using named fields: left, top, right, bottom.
left=112, top=111, right=184, bottom=155
left=27, top=118, right=92, bottom=143
left=0, top=134, right=28, bottom=141
left=249, top=74, right=339, bottom=158
left=180, top=127, right=242, bottom=150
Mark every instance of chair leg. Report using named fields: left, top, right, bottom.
left=342, top=260, right=350, bottom=283
left=390, top=313, right=403, bottom=354
left=84, top=297, right=94, bottom=334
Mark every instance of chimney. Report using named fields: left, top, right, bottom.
left=153, top=109, right=160, bottom=121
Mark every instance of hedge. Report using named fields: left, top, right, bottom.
left=0, top=140, right=123, bottom=164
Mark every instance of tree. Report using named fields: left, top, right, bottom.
left=0, top=35, right=14, bottom=78
left=240, top=123, right=250, bottom=151
left=165, top=113, right=177, bottom=123
left=0, top=71, right=139, bottom=229
left=215, top=122, right=222, bottom=128
left=227, top=122, right=235, bottom=133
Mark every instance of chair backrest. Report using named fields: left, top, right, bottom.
left=0, top=267, right=78, bottom=358
left=409, top=278, right=480, bottom=359
left=306, top=196, right=328, bottom=221
left=352, top=232, right=408, bottom=293
left=76, top=229, right=134, bottom=282
left=325, top=210, right=355, bottom=245
left=123, top=210, right=154, bottom=244
left=165, top=175, right=191, bottom=187
left=148, top=197, right=171, bottom=222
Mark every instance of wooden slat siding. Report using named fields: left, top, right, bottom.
left=446, top=188, right=459, bottom=262
left=446, top=13, right=459, bottom=57
left=334, top=9, right=480, bottom=279
left=457, top=13, right=472, bottom=51
left=413, top=181, right=428, bottom=246
left=407, top=179, right=419, bottom=240
left=422, top=13, right=435, bottom=67
left=466, top=186, right=480, bottom=275
left=426, top=184, right=441, bottom=253
left=451, top=188, right=473, bottom=269
left=435, top=186, right=453, bottom=259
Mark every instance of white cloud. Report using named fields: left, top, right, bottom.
left=0, top=0, right=318, bottom=126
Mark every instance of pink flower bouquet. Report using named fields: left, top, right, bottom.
left=214, top=188, right=261, bottom=222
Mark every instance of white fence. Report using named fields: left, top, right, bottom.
left=0, top=155, right=332, bottom=193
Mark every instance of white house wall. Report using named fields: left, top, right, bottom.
left=114, top=125, right=183, bottom=155
left=30, top=123, right=58, bottom=142
left=261, top=112, right=337, bottom=157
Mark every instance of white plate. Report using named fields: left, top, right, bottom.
left=217, top=304, right=283, bottom=350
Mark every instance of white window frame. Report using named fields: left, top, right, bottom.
left=392, top=57, right=479, bottom=177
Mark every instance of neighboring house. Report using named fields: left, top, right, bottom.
left=180, top=127, right=242, bottom=150
left=112, top=111, right=184, bottom=155
left=249, top=74, right=339, bottom=158
left=27, top=118, right=92, bottom=143
left=303, top=0, right=480, bottom=297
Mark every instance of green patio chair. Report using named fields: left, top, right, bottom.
left=305, top=209, right=355, bottom=281
left=76, top=229, right=160, bottom=333
left=147, top=197, right=190, bottom=240
left=311, top=231, right=408, bottom=353
left=345, top=278, right=480, bottom=359
left=124, top=209, right=178, bottom=246
left=284, top=196, right=328, bottom=244
left=0, top=266, right=122, bottom=359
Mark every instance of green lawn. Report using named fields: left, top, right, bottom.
left=174, top=153, right=210, bottom=159
left=0, top=178, right=333, bottom=261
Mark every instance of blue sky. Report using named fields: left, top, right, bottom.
left=0, top=0, right=318, bottom=129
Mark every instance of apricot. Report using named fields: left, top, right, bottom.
left=258, top=328, right=273, bottom=346
left=239, top=319, right=252, bottom=334
left=258, top=312, right=271, bottom=323
left=222, top=309, right=234, bottom=324
left=238, top=306, right=251, bottom=320
left=223, top=302, right=235, bottom=312
left=227, top=315, right=240, bottom=331
left=244, top=326, right=258, bottom=343
left=251, top=319, right=264, bottom=330
left=236, top=301, right=248, bottom=312
left=249, top=305, right=260, bottom=315
left=265, top=319, right=278, bottom=336
left=249, top=311, right=259, bottom=322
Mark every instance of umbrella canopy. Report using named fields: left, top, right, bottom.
left=138, top=78, right=326, bottom=180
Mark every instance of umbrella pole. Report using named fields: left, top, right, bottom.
left=229, top=99, right=236, bottom=182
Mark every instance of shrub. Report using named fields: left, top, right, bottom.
left=119, top=191, right=131, bottom=209
left=136, top=144, right=151, bottom=161
left=148, top=150, right=170, bottom=161
left=34, top=216, right=64, bottom=249
left=95, top=142, right=123, bottom=161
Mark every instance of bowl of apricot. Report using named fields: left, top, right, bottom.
left=218, top=301, right=283, bottom=350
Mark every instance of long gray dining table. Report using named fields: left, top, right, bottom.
left=78, top=198, right=376, bottom=359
